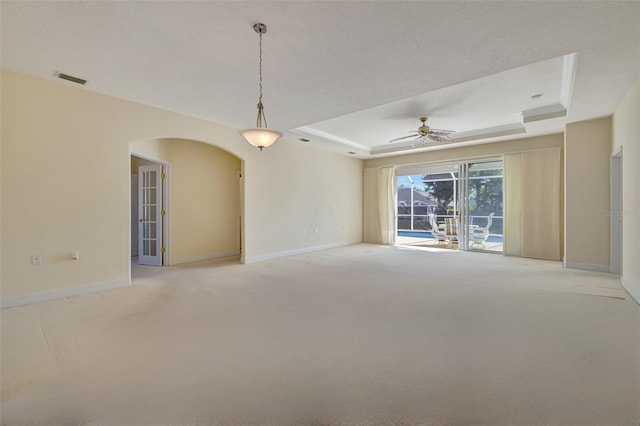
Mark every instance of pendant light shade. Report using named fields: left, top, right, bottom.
left=241, top=128, right=282, bottom=151
left=241, top=23, right=282, bottom=151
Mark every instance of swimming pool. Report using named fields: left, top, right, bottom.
left=397, top=230, right=503, bottom=243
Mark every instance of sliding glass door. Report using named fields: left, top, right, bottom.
left=459, top=160, right=504, bottom=253
left=396, top=160, right=503, bottom=253
left=396, top=163, right=459, bottom=244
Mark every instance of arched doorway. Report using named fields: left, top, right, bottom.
left=130, top=138, right=244, bottom=267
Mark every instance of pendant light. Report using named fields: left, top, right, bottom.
left=241, top=23, right=282, bottom=151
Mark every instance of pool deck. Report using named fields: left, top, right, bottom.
left=396, top=235, right=504, bottom=253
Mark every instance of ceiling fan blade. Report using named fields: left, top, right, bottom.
left=388, top=132, right=419, bottom=143
left=428, top=130, right=453, bottom=136
left=411, top=136, right=428, bottom=148
left=427, top=132, right=452, bottom=143
left=390, top=117, right=457, bottom=147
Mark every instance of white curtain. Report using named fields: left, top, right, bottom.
left=363, top=167, right=396, bottom=244
left=504, top=148, right=561, bottom=260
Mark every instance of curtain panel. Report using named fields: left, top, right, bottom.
left=363, top=167, right=396, bottom=245
left=504, top=148, right=561, bottom=260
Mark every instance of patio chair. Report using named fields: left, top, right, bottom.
left=445, top=217, right=459, bottom=247
left=428, top=213, right=447, bottom=244
left=470, top=213, right=494, bottom=248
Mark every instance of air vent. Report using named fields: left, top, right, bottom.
left=56, top=72, right=87, bottom=85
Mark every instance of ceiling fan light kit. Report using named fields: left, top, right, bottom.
left=241, top=22, right=282, bottom=151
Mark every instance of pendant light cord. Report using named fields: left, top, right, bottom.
left=241, top=22, right=282, bottom=151
left=259, top=30, right=263, bottom=106
left=256, top=29, right=267, bottom=128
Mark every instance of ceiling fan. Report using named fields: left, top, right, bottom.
left=388, top=117, right=455, bottom=147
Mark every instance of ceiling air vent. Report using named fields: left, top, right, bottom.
left=56, top=72, right=87, bottom=85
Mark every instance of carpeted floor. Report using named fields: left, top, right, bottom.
left=1, top=244, right=639, bottom=425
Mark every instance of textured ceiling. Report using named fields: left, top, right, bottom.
left=1, top=1, right=639, bottom=158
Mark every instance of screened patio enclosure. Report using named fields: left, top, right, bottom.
left=396, top=161, right=504, bottom=253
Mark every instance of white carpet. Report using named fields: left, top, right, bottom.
left=2, top=244, right=639, bottom=425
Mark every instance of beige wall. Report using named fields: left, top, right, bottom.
left=244, top=140, right=363, bottom=259
left=564, top=117, right=612, bottom=270
left=0, top=70, right=363, bottom=301
left=132, top=139, right=241, bottom=264
left=612, top=77, right=640, bottom=301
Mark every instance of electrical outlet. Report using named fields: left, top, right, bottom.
left=31, top=255, right=41, bottom=265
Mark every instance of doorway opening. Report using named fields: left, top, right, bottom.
left=131, top=155, right=168, bottom=266
left=129, top=138, right=244, bottom=272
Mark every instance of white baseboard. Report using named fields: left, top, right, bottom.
left=245, top=240, right=361, bottom=264
left=620, top=276, right=640, bottom=305
left=171, top=251, right=240, bottom=265
left=1, top=278, right=130, bottom=309
left=564, top=261, right=610, bottom=273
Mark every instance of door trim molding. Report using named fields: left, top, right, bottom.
left=610, top=146, right=622, bottom=274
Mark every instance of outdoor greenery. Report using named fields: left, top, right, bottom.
left=468, top=169, right=503, bottom=216
left=421, top=168, right=503, bottom=216
left=422, top=179, right=454, bottom=215
left=397, top=165, right=505, bottom=234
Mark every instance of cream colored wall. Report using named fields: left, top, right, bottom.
left=132, top=139, right=241, bottom=263
left=612, top=77, right=640, bottom=301
left=1, top=70, right=363, bottom=300
left=243, top=140, right=362, bottom=260
left=564, top=117, right=612, bottom=270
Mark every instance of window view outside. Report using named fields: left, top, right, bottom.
left=397, top=172, right=459, bottom=233
left=468, top=161, right=503, bottom=235
left=396, top=161, right=503, bottom=252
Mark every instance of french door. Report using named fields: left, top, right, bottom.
left=138, top=165, right=164, bottom=266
